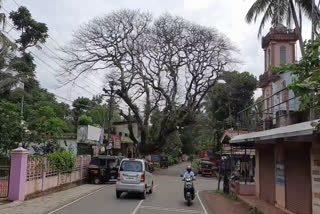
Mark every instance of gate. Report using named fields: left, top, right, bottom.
left=0, top=157, right=10, bottom=198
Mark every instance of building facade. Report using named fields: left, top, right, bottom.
left=231, top=25, right=320, bottom=214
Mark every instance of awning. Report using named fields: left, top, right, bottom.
left=121, top=137, right=134, bottom=144
left=231, top=120, right=316, bottom=144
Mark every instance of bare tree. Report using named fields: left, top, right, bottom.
left=61, top=9, right=236, bottom=154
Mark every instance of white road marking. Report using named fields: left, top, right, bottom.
left=196, top=191, right=208, bottom=214
left=132, top=199, right=144, bottom=214
left=140, top=205, right=202, bottom=213
left=131, top=183, right=159, bottom=214
left=47, top=185, right=108, bottom=214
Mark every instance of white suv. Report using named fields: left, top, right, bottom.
left=116, top=158, right=153, bottom=199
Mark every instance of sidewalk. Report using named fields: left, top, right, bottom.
left=0, top=184, right=106, bottom=214
left=200, top=190, right=286, bottom=214
left=238, top=195, right=285, bottom=214
left=200, top=190, right=250, bottom=214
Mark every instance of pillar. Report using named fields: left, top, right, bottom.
left=80, top=156, right=84, bottom=180
left=8, top=143, right=28, bottom=201
left=274, top=144, right=286, bottom=209
left=255, top=148, right=260, bottom=197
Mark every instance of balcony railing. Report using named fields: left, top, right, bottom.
left=262, top=28, right=298, bottom=48
left=236, top=87, right=313, bottom=132
left=259, top=72, right=280, bottom=87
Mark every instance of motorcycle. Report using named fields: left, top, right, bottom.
left=180, top=174, right=196, bottom=206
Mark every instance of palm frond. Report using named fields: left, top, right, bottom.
left=258, top=3, right=274, bottom=37
left=245, top=0, right=273, bottom=23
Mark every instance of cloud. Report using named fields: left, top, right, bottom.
left=184, top=0, right=211, bottom=10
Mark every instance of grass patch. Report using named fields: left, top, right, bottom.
left=215, top=190, right=238, bottom=201
left=248, top=206, right=263, bottom=214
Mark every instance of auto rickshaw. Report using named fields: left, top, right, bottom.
left=88, top=156, right=123, bottom=184
left=198, top=160, right=216, bottom=177
left=160, top=156, right=168, bottom=168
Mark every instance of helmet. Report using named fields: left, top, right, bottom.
left=187, top=165, right=192, bottom=173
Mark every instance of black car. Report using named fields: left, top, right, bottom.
left=88, top=156, right=124, bottom=184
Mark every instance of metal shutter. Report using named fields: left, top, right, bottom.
left=285, top=144, right=312, bottom=214
left=259, top=146, right=276, bottom=204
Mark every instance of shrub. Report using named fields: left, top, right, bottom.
left=192, top=158, right=201, bottom=170
left=168, top=155, right=180, bottom=166
left=47, top=151, right=76, bottom=172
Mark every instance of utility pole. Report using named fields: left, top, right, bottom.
left=103, top=81, right=116, bottom=155
left=312, top=0, right=316, bottom=40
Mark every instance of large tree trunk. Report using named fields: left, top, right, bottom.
left=290, top=0, right=305, bottom=57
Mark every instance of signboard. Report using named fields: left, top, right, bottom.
left=112, top=135, right=121, bottom=149
left=87, top=125, right=102, bottom=141
left=276, top=161, right=285, bottom=186
left=106, top=142, right=113, bottom=150
left=77, top=125, right=103, bottom=143
left=151, top=155, right=161, bottom=162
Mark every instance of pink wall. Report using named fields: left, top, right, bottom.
left=25, top=155, right=91, bottom=197
left=273, top=42, right=294, bottom=66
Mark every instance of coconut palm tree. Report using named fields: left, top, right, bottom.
left=0, top=0, right=6, bottom=30
left=246, top=0, right=319, bottom=57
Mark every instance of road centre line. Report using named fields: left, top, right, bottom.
left=131, top=184, right=159, bottom=214
left=139, top=205, right=202, bottom=213
left=132, top=199, right=144, bottom=214
left=47, top=185, right=108, bottom=214
left=196, top=191, right=208, bottom=214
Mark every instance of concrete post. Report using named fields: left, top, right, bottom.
left=8, top=143, right=28, bottom=201
left=41, top=159, right=47, bottom=192
left=80, top=156, right=84, bottom=180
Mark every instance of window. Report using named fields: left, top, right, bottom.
left=125, top=133, right=128, bottom=137
left=268, top=49, right=271, bottom=68
left=107, top=159, right=117, bottom=169
left=145, top=162, right=149, bottom=172
left=280, top=46, right=286, bottom=63
left=120, top=160, right=143, bottom=172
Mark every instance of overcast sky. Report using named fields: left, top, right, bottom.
left=2, top=0, right=312, bottom=106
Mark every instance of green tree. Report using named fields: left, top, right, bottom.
left=0, top=101, right=23, bottom=155
left=28, top=105, right=68, bottom=154
left=72, top=97, right=92, bottom=125
left=207, top=71, right=258, bottom=126
left=78, top=114, right=93, bottom=126
left=9, top=6, right=48, bottom=52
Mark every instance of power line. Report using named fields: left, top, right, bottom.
left=5, top=0, right=105, bottom=89
left=1, top=5, right=104, bottom=95
left=9, top=0, right=20, bottom=7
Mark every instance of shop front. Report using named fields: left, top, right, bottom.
left=231, top=121, right=317, bottom=214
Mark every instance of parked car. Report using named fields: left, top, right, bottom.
left=116, top=158, right=154, bottom=199
left=88, top=156, right=123, bottom=184
left=198, top=160, right=217, bottom=177
left=160, top=156, right=168, bottom=168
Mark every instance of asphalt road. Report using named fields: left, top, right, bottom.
left=51, top=162, right=217, bottom=214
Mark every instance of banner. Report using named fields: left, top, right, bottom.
left=112, top=135, right=121, bottom=149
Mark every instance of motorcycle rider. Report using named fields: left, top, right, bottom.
left=183, top=166, right=195, bottom=200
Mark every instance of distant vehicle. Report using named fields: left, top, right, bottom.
left=160, top=156, right=168, bottom=168
left=198, top=160, right=217, bottom=177
left=116, top=158, right=154, bottom=199
left=88, top=156, right=123, bottom=184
